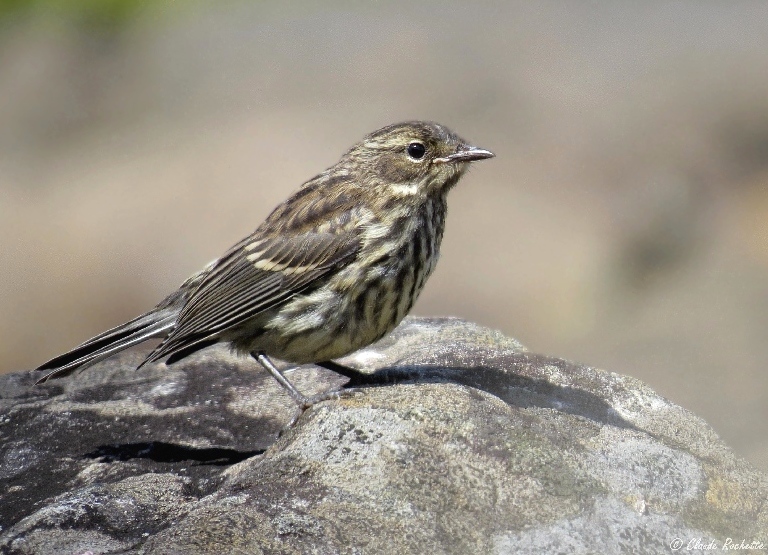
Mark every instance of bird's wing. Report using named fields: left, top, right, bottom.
left=142, top=225, right=360, bottom=364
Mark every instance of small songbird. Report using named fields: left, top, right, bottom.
left=35, top=121, right=494, bottom=406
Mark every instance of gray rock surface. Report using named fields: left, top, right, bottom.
left=1, top=317, right=766, bottom=554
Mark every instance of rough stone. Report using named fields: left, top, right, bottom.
left=1, top=317, right=766, bottom=554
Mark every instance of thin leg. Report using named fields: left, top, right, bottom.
left=252, top=352, right=312, bottom=407
left=316, top=360, right=368, bottom=381
left=251, top=352, right=358, bottom=416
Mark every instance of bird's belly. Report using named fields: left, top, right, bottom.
left=247, top=280, right=406, bottom=363
left=242, top=254, right=436, bottom=363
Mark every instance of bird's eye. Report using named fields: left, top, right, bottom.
left=407, top=142, right=426, bottom=160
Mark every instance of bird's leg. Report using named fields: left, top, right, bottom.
left=252, top=353, right=362, bottom=427
left=253, top=352, right=313, bottom=407
left=315, top=360, right=371, bottom=384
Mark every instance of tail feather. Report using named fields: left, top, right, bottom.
left=35, top=310, right=177, bottom=384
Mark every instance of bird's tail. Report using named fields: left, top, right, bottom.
left=35, top=309, right=177, bottom=384
left=34, top=261, right=217, bottom=384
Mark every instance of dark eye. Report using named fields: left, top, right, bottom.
left=407, top=142, right=426, bottom=160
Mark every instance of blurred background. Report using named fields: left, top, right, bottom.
left=1, top=1, right=766, bottom=471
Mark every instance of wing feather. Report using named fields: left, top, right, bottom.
left=143, top=228, right=359, bottom=364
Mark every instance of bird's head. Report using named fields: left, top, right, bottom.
left=342, top=121, right=494, bottom=197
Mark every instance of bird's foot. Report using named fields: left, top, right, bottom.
left=283, top=386, right=364, bottom=429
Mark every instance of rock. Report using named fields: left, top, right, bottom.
left=0, top=317, right=766, bottom=554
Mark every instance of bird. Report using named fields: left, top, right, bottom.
left=35, top=121, right=494, bottom=407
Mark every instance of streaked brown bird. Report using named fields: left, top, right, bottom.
left=36, top=121, right=494, bottom=406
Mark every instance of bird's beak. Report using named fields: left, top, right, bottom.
left=433, top=145, right=495, bottom=165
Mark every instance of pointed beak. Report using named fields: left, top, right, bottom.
left=434, top=145, right=495, bottom=165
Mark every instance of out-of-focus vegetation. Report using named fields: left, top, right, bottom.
left=0, top=0, right=152, bottom=29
